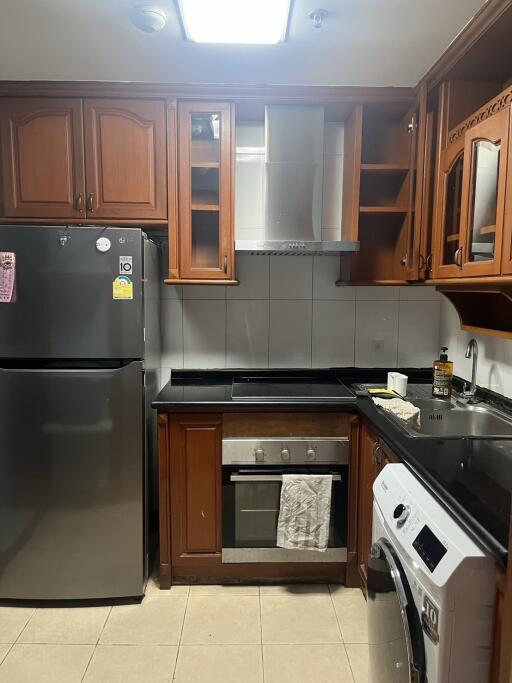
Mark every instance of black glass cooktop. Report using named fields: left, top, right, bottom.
left=231, top=376, right=354, bottom=402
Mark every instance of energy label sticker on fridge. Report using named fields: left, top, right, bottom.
left=113, top=276, right=133, bottom=300
left=119, top=255, right=133, bottom=274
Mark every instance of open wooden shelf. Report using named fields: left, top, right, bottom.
left=191, top=191, right=220, bottom=211
left=446, top=233, right=460, bottom=242
left=359, top=206, right=408, bottom=214
left=480, top=225, right=496, bottom=235
left=360, top=163, right=409, bottom=173
left=191, top=161, right=220, bottom=169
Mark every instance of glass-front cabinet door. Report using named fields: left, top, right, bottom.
left=433, top=137, right=465, bottom=279
left=459, top=107, right=509, bottom=277
left=178, top=102, right=234, bottom=281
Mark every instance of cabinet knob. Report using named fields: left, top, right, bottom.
left=86, top=193, right=95, bottom=214
left=255, top=447, right=265, bottom=463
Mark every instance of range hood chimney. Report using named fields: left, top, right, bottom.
left=235, top=104, right=359, bottom=255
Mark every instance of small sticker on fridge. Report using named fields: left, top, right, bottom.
left=113, top=276, right=133, bottom=300
left=119, top=255, right=133, bottom=275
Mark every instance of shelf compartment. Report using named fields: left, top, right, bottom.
left=191, top=191, right=220, bottom=211
left=359, top=206, right=408, bottom=214
left=360, top=163, right=409, bottom=173
left=359, top=169, right=410, bottom=209
left=445, top=233, right=460, bottom=243
left=349, top=213, right=409, bottom=282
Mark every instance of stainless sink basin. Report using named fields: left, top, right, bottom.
left=378, top=386, right=512, bottom=439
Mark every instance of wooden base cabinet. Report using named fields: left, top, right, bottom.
left=158, top=413, right=222, bottom=587
left=356, top=422, right=400, bottom=591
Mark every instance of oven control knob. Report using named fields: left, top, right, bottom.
left=393, top=504, right=410, bottom=527
left=255, top=447, right=265, bottom=463
left=281, top=447, right=290, bottom=462
left=306, top=448, right=316, bottom=461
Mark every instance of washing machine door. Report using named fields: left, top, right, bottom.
left=367, top=538, right=425, bottom=683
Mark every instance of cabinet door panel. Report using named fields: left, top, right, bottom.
left=0, top=98, right=85, bottom=218
left=432, top=137, right=465, bottom=279
left=460, top=107, right=509, bottom=277
left=357, top=424, right=381, bottom=581
left=169, top=416, right=222, bottom=564
left=178, top=102, right=234, bottom=280
left=84, top=99, right=167, bottom=220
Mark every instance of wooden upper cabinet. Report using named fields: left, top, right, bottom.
left=459, top=107, right=509, bottom=277
left=83, top=99, right=167, bottom=220
left=177, top=102, right=234, bottom=281
left=0, top=98, right=85, bottom=218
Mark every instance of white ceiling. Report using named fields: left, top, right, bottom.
left=0, top=0, right=486, bottom=86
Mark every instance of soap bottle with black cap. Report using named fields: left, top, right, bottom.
left=432, top=347, right=453, bottom=398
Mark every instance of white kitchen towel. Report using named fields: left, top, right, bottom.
left=276, top=474, right=333, bottom=552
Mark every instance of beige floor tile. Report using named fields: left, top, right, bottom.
left=100, top=596, right=187, bottom=645
left=181, top=595, right=261, bottom=644
left=264, top=644, right=354, bottom=683
left=189, top=584, right=259, bottom=596
left=0, top=607, right=35, bottom=643
left=19, top=606, right=111, bottom=644
left=145, top=574, right=190, bottom=597
left=260, top=584, right=329, bottom=596
left=83, top=645, right=178, bottom=683
left=331, top=588, right=368, bottom=643
left=261, top=596, right=341, bottom=644
left=0, top=644, right=93, bottom=683
left=174, top=645, right=263, bottom=683
left=346, top=643, right=371, bottom=683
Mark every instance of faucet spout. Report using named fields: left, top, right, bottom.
left=463, top=339, right=479, bottom=403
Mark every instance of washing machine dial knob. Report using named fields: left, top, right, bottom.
left=393, top=503, right=410, bottom=527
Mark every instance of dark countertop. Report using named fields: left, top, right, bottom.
left=153, top=368, right=512, bottom=566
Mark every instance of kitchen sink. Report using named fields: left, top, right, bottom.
left=378, top=386, right=512, bottom=439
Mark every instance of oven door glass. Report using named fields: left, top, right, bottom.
left=222, top=466, right=347, bottom=550
left=235, top=478, right=281, bottom=547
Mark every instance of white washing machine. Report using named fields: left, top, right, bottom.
left=368, top=463, right=496, bottom=683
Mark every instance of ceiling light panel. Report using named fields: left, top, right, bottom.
left=177, top=0, right=292, bottom=45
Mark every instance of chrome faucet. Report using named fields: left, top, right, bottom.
left=463, top=338, right=479, bottom=403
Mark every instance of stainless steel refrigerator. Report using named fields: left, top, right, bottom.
left=0, top=225, right=160, bottom=600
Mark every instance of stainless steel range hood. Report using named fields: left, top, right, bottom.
left=235, top=105, right=359, bottom=255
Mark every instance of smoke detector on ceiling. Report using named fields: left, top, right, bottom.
left=131, top=5, right=167, bottom=33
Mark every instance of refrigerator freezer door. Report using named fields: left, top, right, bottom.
left=0, top=225, right=143, bottom=359
left=0, top=361, right=144, bottom=599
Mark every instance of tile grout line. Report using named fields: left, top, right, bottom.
left=172, top=583, right=190, bottom=680
left=328, top=586, right=346, bottom=647
left=258, top=586, right=265, bottom=683
left=80, top=604, right=113, bottom=682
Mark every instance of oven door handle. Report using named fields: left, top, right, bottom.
left=229, top=474, right=341, bottom=482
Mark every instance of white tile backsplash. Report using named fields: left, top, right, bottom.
left=269, top=300, right=312, bottom=367
left=160, top=255, right=442, bottom=374
left=183, top=300, right=226, bottom=368
left=227, top=300, right=269, bottom=368
left=227, top=254, right=269, bottom=300
left=235, top=155, right=265, bottom=233
left=322, top=154, right=343, bottom=231
left=161, top=299, right=183, bottom=369
left=313, top=256, right=356, bottom=300
left=324, top=122, right=345, bottom=156
left=312, top=300, right=356, bottom=367
left=355, top=300, right=399, bottom=367
left=270, top=256, right=313, bottom=300
left=398, top=300, right=441, bottom=367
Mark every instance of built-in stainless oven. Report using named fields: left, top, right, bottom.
left=222, top=437, right=349, bottom=563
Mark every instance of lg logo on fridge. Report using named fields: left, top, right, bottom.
left=119, top=256, right=133, bottom=275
